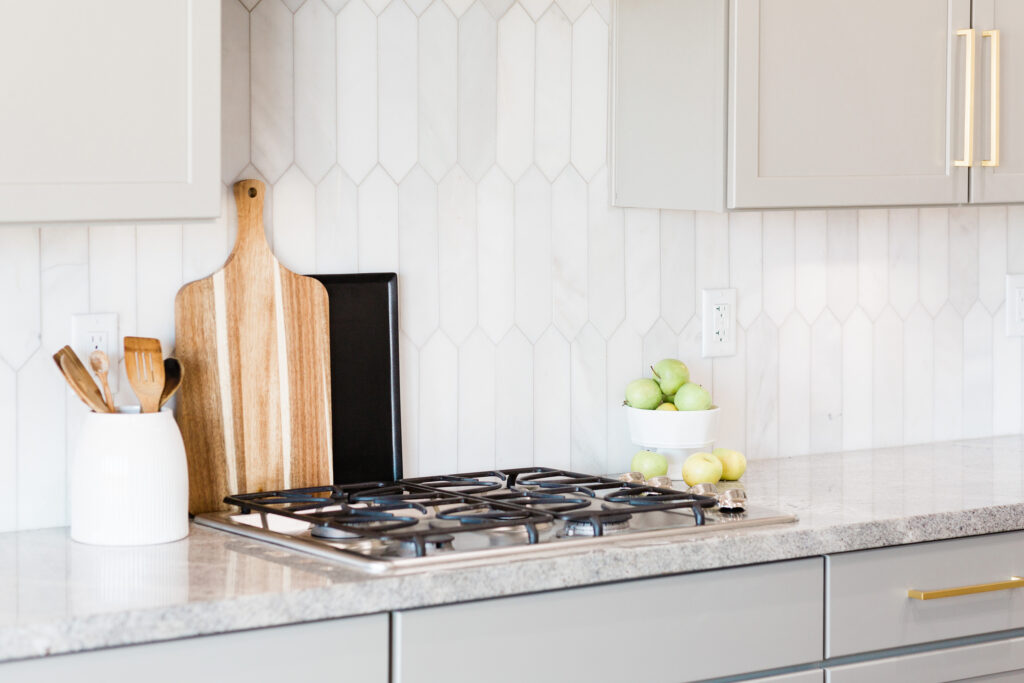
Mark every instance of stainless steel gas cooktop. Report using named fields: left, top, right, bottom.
left=194, top=467, right=796, bottom=574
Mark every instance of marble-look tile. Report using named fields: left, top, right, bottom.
left=418, top=2, right=458, bottom=181
left=587, top=168, right=625, bottom=338
left=17, top=350, right=67, bottom=529
left=918, top=207, right=949, bottom=316
left=481, top=0, right=514, bottom=18
left=514, top=168, right=553, bottom=342
left=183, top=185, right=233, bottom=283
left=729, top=212, right=762, bottom=328
left=251, top=0, right=294, bottom=183
left=406, top=0, right=433, bottom=16
left=642, top=319, right=677, bottom=372
left=624, top=209, right=660, bottom=334
left=136, top=224, right=183, bottom=352
left=356, top=166, right=399, bottom=272
left=675, top=315, right=709, bottom=389
left=458, top=3, right=497, bottom=181
left=762, top=211, right=794, bottom=326
left=315, top=166, right=359, bottom=273
left=810, top=311, right=843, bottom=452
left=458, top=330, right=496, bottom=471
left=570, top=8, right=607, bottom=180
left=712, top=326, right=746, bottom=453
left=660, top=211, right=695, bottom=333
left=337, top=0, right=378, bottom=182
left=948, top=207, right=980, bottom=316
left=963, top=302, right=993, bottom=438
left=495, top=328, right=534, bottom=468
left=221, top=0, right=251, bottom=184
left=794, top=210, right=827, bottom=322
left=534, top=6, right=571, bottom=180
left=842, top=308, right=873, bottom=450
left=551, top=167, right=588, bottom=339
left=0, top=228, right=40, bottom=370
left=438, top=167, right=478, bottom=344
left=0, top=363, right=16, bottom=532
left=379, top=0, right=418, bottom=181
left=746, top=315, right=778, bottom=458
left=477, top=167, right=516, bottom=343
left=902, top=305, right=934, bottom=444
left=570, top=324, right=606, bottom=474
left=606, top=324, right=642, bottom=472
left=933, top=304, right=964, bottom=440
left=399, top=333, right=419, bottom=476
left=857, top=209, right=888, bottom=320
left=294, top=0, right=337, bottom=183
left=272, top=166, right=317, bottom=273
left=872, top=308, right=903, bottom=447
left=778, top=313, right=810, bottom=457
left=694, top=211, right=729, bottom=314
left=397, top=166, right=439, bottom=347
left=496, top=5, right=535, bottom=181
left=887, top=208, right=918, bottom=319
left=978, top=206, right=1007, bottom=313
left=445, top=0, right=475, bottom=17
left=418, top=331, right=459, bottom=476
left=826, top=209, right=858, bottom=321
left=591, top=0, right=610, bottom=21
left=1008, top=205, right=1024, bottom=272
left=40, top=228, right=88, bottom=355
left=992, top=304, right=1022, bottom=435
left=89, top=225, right=136, bottom=405
left=520, top=0, right=552, bottom=20
left=534, top=328, right=571, bottom=469
left=556, top=0, right=589, bottom=21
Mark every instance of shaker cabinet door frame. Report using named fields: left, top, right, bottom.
left=729, top=0, right=970, bottom=209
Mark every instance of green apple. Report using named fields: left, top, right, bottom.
left=631, top=450, right=668, bottom=478
left=674, top=382, right=712, bottom=411
left=655, top=402, right=677, bottom=411
left=625, top=378, right=663, bottom=410
left=651, top=358, right=690, bottom=396
left=681, top=452, right=723, bottom=487
left=713, top=448, right=747, bottom=480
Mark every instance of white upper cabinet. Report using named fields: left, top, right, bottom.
left=612, top=0, right=1024, bottom=210
left=0, top=0, right=220, bottom=224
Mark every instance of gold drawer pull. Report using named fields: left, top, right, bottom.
left=982, top=29, right=1001, bottom=167
left=954, top=28, right=976, bottom=167
left=908, top=576, right=1024, bottom=600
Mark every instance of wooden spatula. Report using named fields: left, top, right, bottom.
left=53, top=346, right=111, bottom=413
left=125, top=336, right=165, bottom=413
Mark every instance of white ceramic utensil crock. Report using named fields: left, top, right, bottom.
left=71, top=407, right=189, bottom=545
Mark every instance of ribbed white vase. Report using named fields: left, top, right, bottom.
left=70, top=407, right=189, bottom=545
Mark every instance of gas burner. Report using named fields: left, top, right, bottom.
left=563, top=513, right=633, bottom=537
left=398, top=534, right=455, bottom=555
left=310, top=523, right=359, bottom=539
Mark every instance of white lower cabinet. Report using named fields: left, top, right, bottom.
left=0, top=614, right=388, bottom=682
left=393, top=558, right=824, bottom=683
left=826, top=636, right=1024, bottom=682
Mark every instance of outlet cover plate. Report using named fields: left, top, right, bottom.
left=702, top=288, right=736, bottom=358
left=71, top=313, right=119, bottom=392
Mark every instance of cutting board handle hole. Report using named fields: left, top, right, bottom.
left=248, top=187, right=257, bottom=198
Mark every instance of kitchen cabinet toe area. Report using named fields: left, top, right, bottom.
left=393, top=558, right=824, bottom=683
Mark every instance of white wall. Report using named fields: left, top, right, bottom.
left=0, top=0, right=1021, bottom=531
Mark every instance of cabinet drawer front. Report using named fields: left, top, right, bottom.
left=394, top=558, right=823, bottom=683
left=827, top=531, right=1024, bottom=657
left=826, top=635, right=1024, bottom=682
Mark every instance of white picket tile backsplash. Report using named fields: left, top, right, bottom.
left=4, top=0, right=1024, bottom=530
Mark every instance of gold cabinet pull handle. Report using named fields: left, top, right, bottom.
left=982, top=29, right=1001, bottom=167
left=908, top=576, right=1024, bottom=600
left=955, top=28, right=976, bottom=167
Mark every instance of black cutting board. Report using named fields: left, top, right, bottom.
left=310, top=273, right=403, bottom=484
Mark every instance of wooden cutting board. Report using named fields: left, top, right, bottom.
left=174, top=179, right=332, bottom=513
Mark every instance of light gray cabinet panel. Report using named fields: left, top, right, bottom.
left=827, top=531, right=1024, bottom=658
left=971, top=0, right=1024, bottom=203
left=394, top=558, right=824, bottom=683
left=730, top=0, right=969, bottom=208
left=826, top=636, right=1024, bottom=682
left=0, top=615, right=389, bottom=682
left=751, top=672, right=823, bottom=683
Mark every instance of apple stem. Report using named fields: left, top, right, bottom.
left=650, top=365, right=659, bottom=379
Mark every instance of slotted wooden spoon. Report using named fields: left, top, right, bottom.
left=53, top=346, right=111, bottom=413
left=125, top=336, right=165, bottom=413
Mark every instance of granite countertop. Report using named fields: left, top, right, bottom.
left=3, top=435, right=1024, bottom=664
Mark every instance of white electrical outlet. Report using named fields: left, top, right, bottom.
left=71, top=313, right=119, bottom=392
left=702, top=288, right=736, bottom=358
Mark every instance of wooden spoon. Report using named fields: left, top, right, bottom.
left=124, top=336, right=165, bottom=413
left=53, top=346, right=111, bottom=413
left=160, top=357, right=183, bottom=410
left=89, top=350, right=116, bottom=412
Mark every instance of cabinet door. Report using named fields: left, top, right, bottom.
left=826, top=635, right=1024, bottom=682
left=730, top=0, right=970, bottom=208
left=0, top=0, right=220, bottom=223
left=971, top=0, right=1024, bottom=203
